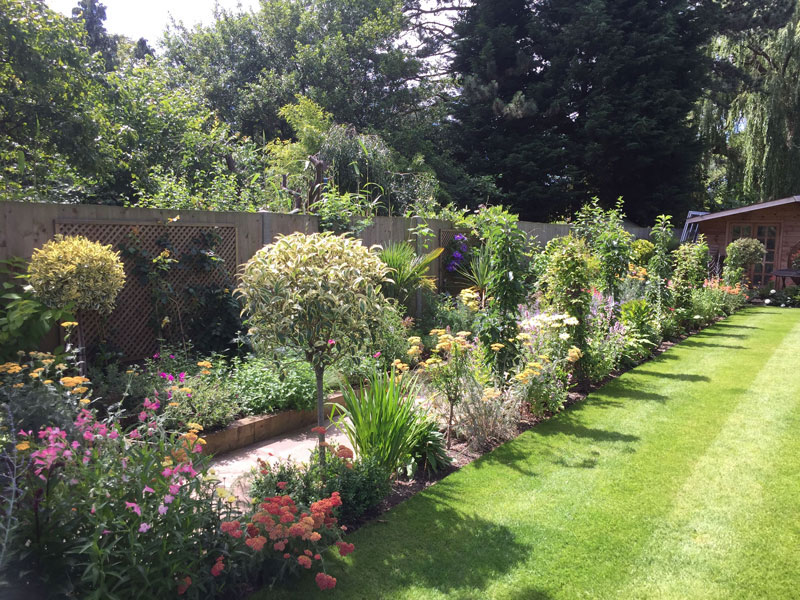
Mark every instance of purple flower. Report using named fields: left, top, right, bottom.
left=169, top=354, right=175, bottom=359
left=153, top=353, right=160, bottom=359
left=454, top=234, right=466, bottom=241
left=138, top=522, right=151, bottom=533
left=164, top=494, right=175, bottom=504
left=158, top=504, right=168, bottom=515
left=452, top=251, right=463, bottom=260
left=446, top=262, right=457, bottom=272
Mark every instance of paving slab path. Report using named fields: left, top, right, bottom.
left=211, top=420, right=349, bottom=497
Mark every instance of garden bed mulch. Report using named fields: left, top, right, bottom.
left=345, top=328, right=707, bottom=533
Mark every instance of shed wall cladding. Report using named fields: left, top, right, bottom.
left=697, top=202, right=800, bottom=283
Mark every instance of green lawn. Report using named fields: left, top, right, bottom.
left=261, top=307, right=800, bottom=600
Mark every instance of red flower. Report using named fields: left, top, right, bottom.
left=177, top=576, right=192, bottom=595
left=276, top=481, right=288, bottom=490
left=336, top=446, right=354, bottom=460
left=298, top=555, right=312, bottom=569
left=211, top=556, right=225, bottom=577
left=311, top=426, right=326, bottom=435
left=316, top=572, right=337, bottom=590
left=336, top=541, right=355, bottom=557
left=221, top=520, right=242, bottom=538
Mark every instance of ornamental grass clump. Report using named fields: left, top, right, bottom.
left=28, top=234, right=125, bottom=314
left=237, top=232, right=392, bottom=466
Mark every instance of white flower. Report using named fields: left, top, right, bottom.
left=559, top=332, right=570, bottom=340
left=770, top=289, right=776, bottom=294
left=693, top=315, right=702, bottom=319
left=781, top=304, right=786, bottom=308
left=765, top=299, right=771, bottom=305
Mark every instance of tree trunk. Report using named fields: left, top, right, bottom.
left=315, top=364, right=326, bottom=468
left=446, top=400, right=454, bottom=449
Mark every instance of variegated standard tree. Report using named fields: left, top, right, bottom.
left=237, top=232, right=391, bottom=465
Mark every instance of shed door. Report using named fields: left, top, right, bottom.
left=730, top=223, right=779, bottom=287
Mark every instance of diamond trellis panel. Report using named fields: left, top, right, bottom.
left=55, top=221, right=237, bottom=360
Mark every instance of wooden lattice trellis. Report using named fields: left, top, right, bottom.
left=55, top=220, right=237, bottom=360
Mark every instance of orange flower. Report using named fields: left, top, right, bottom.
left=245, top=535, right=267, bottom=551
left=297, top=555, right=312, bottom=569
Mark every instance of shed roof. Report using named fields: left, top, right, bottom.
left=686, top=196, right=800, bottom=224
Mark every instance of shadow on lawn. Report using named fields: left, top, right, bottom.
left=628, top=370, right=711, bottom=382
left=678, top=339, right=747, bottom=349
left=345, top=492, right=537, bottom=598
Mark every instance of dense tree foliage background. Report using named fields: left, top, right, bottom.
left=0, top=0, right=797, bottom=224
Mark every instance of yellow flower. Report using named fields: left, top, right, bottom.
left=79, top=398, right=91, bottom=405
left=61, top=321, right=79, bottom=328
left=13, top=383, right=23, bottom=389
left=43, top=380, right=53, bottom=385
left=187, top=422, right=204, bottom=431
left=226, top=496, right=236, bottom=504
left=55, top=363, right=67, bottom=371
left=567, top=346, right=583, bottom=363
left=15, top=441, right=30, bottom=451
left=407, top=336, right=421, bottom=345
left=490, top=343, right=505, bottom=352
left=168, top=402, right=180, bottom=407
left=41, top=359, right=54, bottom=365
left=201, top=369, right=211, bottom=375
left=197, top=360, right=213, bottom=369
left=73, top=386, right=89, bottom=394
left=407, top=345, right=421, bottom=357
left=456, top=331, right=472, bottom=338
left=29, top=372, right=40, bottom=379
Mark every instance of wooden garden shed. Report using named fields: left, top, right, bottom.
left=684, top=195, right=800, bottom=287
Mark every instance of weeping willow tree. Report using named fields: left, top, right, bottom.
left=703, top=6, right=800, bottom=205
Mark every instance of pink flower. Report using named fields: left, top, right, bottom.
left=83, top=431, right=94, bottom=442
left=128, top=430, right=141, bottom=440
left=125, top=502, right=141, bottom=516
left=169, top=354, right=175, bottom=359
left=373, top=351, right=381, bottom=358
left=139, top=522, right=151, bottom=533
left=327, top=339, right=336, bottom=345
left=153, top=353, right=159, bottom=359
left=142, top=485, right=155, bottom=494
left=164, top=494, right=175, bottom=504
left=161, top=467, right=173, bottom=478
left=108, top=430, right=119, bottom=440
left=178, top=372, right=186, bottom=383
left=158, top=504, right=168, bottom=515
left=169, top=484, right=180, bottom=495
left=138, top=411, right=147, bottom=422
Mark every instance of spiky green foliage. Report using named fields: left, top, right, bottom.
left=379, top=242, right=443, bottom=309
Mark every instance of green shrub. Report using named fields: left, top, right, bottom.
left=28, top=235, right=125, bottom=314
left=631, top=239, right=655, bottom=267
left=723, top=237, right=766, bottom=286
left=645, top=215, right=675, bottom=312
left=161, top=374, right=242, bottom=431
left=0, top=259, right=75, bottom=361
left=620, top=299, right=659, bottom=363
left=672, top=236, right=710, bottom=312
left=228, top=356, right=316, bottom=415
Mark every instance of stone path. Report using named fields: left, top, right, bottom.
left=210, top=419, right=349, bottom=498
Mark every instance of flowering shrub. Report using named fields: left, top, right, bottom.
left=443, top=233, right=470, bottom=273
left=583, top=291, right=628, bottom=383
left=512, top=309, right=579, bottom=416
left=250, top=443, right=391, bottom=526
left=416, top=329, right=478, bottom=448
left=5, top=397, right=348, bottom=596
left=723, top=237, right=766, bottom=286
left=671, top=237, right=710, bottom=312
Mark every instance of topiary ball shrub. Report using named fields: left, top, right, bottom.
left=28, top=234, right=125, bottom=314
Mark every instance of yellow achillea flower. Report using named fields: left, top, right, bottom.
left=197, top=361, right=213, bottom=369
left=187, top=422, right=204, bottom=431
left=490, top=343, right=505, bottom=352
left=61, top=321, right=79, bottom=328
left=168, top=402, right=180, bottom=407
left=79, top=398, right=91, bottom=405
left=16, top=441, right=30, bottom=451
